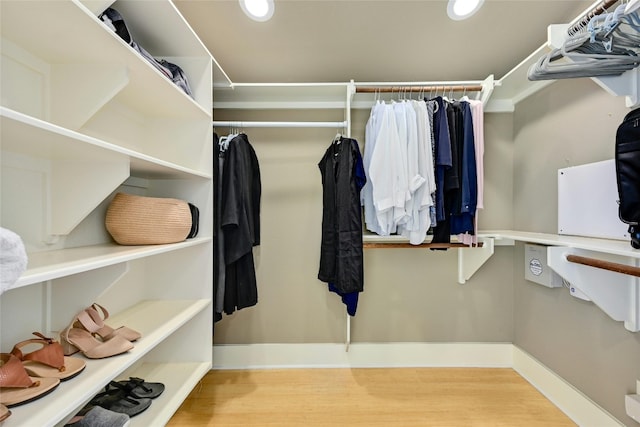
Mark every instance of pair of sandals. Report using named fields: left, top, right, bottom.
left=0, top=332, right=86, bottom=407
left=60, top=303, right=141, bottom=359
left=82, top=377, right=165, bottom=419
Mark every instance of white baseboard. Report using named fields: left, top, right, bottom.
left=512, top=346, right=623, bottom=427
left=213, top=342, right=513, bottom=369
left=212, top=342, right=622, bottom=426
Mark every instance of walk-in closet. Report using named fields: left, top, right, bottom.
left=1, top=0, right=639, bottom=426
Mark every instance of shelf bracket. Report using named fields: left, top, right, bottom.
left=457, top=237, right=495, bottom=284
left=547, top=247, right=640, bottom=332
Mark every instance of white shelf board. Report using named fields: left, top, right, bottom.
left=0, top=0, right=209, bottom=120
left=213, top=83, right=350, bottom=110
left=126, top=362, right=211, bottom=427
left=363, top=230, right=640, bottom=257
left=482, top=230, right=640, bottom=259
left=0, top=107, right=211, bottom=179
left=4, top=299, right=211, bottom=427
left=13, top=238, right=212, bottom=289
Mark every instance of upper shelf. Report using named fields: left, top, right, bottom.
left=0, top=0, right=211, bottom=119
left=11, top=237, right=211, bottom=289
left=1, top=107, right=211, bottom=180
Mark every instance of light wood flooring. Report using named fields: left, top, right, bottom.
left=167, top=368, right=576, bottom=426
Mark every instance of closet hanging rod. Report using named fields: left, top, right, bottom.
left=567, top=0, right=618, bottom=35
left=212, top=120, right=348, bottom=129
left=566, top=254, right=640, bottom=278
left=355, top=85, right=483, bottom=94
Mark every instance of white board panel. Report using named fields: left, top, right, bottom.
left=558, top=159, right=629, bottom=241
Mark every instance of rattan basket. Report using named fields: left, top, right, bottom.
left=105, top=192, right=192, bottom=245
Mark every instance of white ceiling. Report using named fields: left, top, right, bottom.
left=174, top=0, right=596, bottom=85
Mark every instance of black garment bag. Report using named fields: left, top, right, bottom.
left=615, top=108, right=640, bottom=248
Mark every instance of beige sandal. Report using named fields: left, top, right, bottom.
left=60, top=325, right=133, bottom=359
left=0, top=353, right=59, bottom=407
left=10, top=332, right=86, bottom=381
left=82, top=303, right=141, bottom=342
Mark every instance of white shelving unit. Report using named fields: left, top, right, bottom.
left=0, top=0, right=214, bottom=425
left=482, top=231, right=640, bottom=332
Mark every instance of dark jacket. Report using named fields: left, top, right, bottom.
left=318, top=137, right=366, bottom=294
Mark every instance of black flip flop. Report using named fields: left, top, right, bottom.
left=90, top=388, right=151, bottom=417
left=108, top=377, right=165, bottom=399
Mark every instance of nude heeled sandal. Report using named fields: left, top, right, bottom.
left=10, top=332, right=86, bottom=381
left=81, top=304, right=141, bottom=343
left=60, top=323, right=133, bottom=359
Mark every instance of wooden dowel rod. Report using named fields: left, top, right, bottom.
left=356, top=85, right=483, bottom=94
left=566, top=254, right=640, bottom=278
left=364, top=242, right=483, bottom=249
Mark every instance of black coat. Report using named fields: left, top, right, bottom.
left=318, top=137, right=366, bottom=294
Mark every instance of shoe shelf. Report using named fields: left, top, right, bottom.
left=120, top=361, right=211, bottom=427
left=2, top=299, right=211, bottom=427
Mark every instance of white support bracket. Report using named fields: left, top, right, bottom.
left=457, top=237, right=495, bottom=284
left=547, top=247, right=640, bottom=332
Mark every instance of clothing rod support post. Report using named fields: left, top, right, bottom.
left=212, top=121, right=348, bottom=129
left=346, top=313, right=351, bottom=352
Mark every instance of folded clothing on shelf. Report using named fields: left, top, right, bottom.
left=99, top=7, right=194, bottom=99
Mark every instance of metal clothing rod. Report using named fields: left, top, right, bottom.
left=567, top=0, right=619, bottom=36
left=212, top=120, right=348, bottom=129
left=356, top=85, right=483, bottom=94
left=566, top=254, right=640, bottom=278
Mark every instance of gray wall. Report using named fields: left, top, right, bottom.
left=512, top=78, right=640, bottom=425
left=213, top=108, right=515, bottom=344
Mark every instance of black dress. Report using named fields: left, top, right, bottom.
left=318, top=137, right=366, bottom=295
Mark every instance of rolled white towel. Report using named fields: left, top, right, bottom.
left=1, top=227, right=28, bottom=296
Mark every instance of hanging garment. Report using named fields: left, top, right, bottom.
left=219, top=133, right=261, bottom=316
left=213, top=133, right=225, bottom=322
left=431, top=97, right=457, bottom=246
left=369, top=104, right=408, bottom=235
left=318, top=137, right=366, bottom=311
left=362, top=101, right=386, bottom=235
left=457, top=98, right=484, bottom=246
left=450, top=101, right=477, bottom=236
left=400, top=100, right=434, bottom=244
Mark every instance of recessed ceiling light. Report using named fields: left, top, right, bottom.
left=447, top=0, right=484, bottom=21
left=240, top=0, right=274, bottom=22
